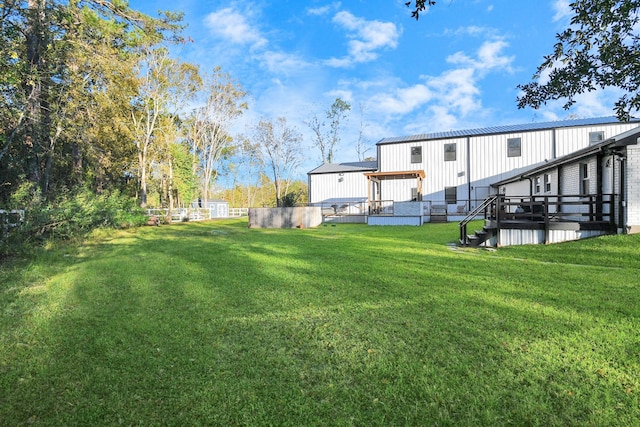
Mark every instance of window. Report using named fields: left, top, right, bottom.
left=534, top=176, right=541, bottom=194
left=444, top=143, right=456, bottom=161
left=411, top=146, right=422, bottom=163
left=544, top=174, right=551, bottom=193
left=507, top=137, right=521, bottom=157
left=589, top=131, right=604, bottom=145
left=445, top=186, right=457, bottom=204
left=580, top=163, right=590, bottom=194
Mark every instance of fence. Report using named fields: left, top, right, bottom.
left=146, top=207, right=248, bottom=223
left=229, top=208, right=249, bottom=217
left=248, top=207, right=322, bottom=228
left=0, top=209, right=25, bottom=240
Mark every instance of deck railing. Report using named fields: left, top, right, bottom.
left=491, top=194, right=616, bottom=223
left=459, top=196, right=498, bottom=245
left=459, top=194, right=617, bottom=246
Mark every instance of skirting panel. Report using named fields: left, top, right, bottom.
left=367, top=216, right=423, bottom=226
left=498, top=229, right=609, bottom=246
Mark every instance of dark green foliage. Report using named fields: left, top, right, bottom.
left=517, top=0, right=640, bottom=120
left=1, top=185, right=145, bottom=257
left=280, top=191, right=302, bottom=207
left=406, top=0, right=437, bottom=20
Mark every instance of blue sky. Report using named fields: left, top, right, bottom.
left=128, top=0, right=623, bottom=172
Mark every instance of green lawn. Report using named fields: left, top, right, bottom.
left=1, top=219, right=639, bottom=426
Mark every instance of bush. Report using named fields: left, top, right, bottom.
left=1, top=186, right=146, bottom=257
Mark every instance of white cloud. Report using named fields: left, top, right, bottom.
left=369, top=83, right=433, bottom=115
left=447, top=38, right=515, bottom=75
left=552, top=0, right=572, bottom=22
left=307, top=3, right=341, bottom=16
left=326, top=11, right=400, bottom=67
left=203, top=8, right=267, bottom=49
left=363, top=37, right=514, bottom=132
left=259, top=51, right=311, bottom=75
left=426, top=68, right=481, bottom=117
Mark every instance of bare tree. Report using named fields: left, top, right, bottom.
left=306, top=97, right=351, bottom=164
left=355, top=102, right=372, bottom=161
left=130, top=47, right=200, bottom=207
left=252, top=117, right=303, bottom=207
left=186, top=67, right=247, bottom=206
left=231, top=136, right=264, bottom=207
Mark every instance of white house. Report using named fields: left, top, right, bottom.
left=308, top=117, right=640, bottom=226
left=374, top=117, right=640, bottom=214
left=462, top=125, right=640, bottom=246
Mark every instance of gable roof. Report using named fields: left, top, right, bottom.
left=308, top=160, right=378, bottom=175
left=377, top=117, right=640, bottom=145
left=492, top=126, right=640, bottom=187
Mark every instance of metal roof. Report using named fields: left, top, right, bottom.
left=308, top=160, right=378, bottom=175
left=377, top=116, right=640, bottom=145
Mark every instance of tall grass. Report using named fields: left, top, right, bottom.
left=1, top=219, right=638, bottom=426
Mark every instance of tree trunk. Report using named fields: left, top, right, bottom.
left=24, top=0, right=46, bottom=187
left=138, top=148, right=147, bottom=208
left=167, top=157, right=174, bottom=224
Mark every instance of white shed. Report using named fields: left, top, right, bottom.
left=307, top=161, right=377, bottom=209
left=192, top=199, right=229, bottom=218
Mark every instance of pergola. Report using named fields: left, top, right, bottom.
left=364, top=170, right=425, bottom=214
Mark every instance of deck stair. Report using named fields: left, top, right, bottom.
left=458, top=195, right=498, bottom=247
left=461, top=225, right=496, bottom=247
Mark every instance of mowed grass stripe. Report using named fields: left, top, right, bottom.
left=1, top=219, right=638, bottom=426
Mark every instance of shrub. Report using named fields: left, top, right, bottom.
left=1, top=186, right=146, bottom=257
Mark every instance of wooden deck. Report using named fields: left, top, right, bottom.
left=460, top=194, right=620, bottom=246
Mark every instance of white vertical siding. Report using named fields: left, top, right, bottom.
left=498, top=229, right=609, bottom=246
left=626, top=144, right=640, bottom=231
left=378, top=137, right=468, bottom=203
left=470, top=131, right=554, bottom=185
left=309, top=171, right=369, bottom=204
left=318, top=121, right=640, bottom=210
left=555, top=123, right=640, bottom=157
left=367, top=216, right=422, bottom=226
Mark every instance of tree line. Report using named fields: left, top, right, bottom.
left=4, top=0, right=634, bottom=247
left=0, top=0, right=318, bottom=226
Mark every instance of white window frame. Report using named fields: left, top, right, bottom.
left=589, top=131, right=605, bottom=145
left=444, top=143, right=456, bottom=162
left=544, top=174, right=551, bottom=193
left=580, top=163, right=590, bottom=195
left=411, top=146, right=422, bottom=164
left=507, top=137, right=522, bottom=157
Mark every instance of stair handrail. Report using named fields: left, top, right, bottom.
left=458, top=195, right=498, bottom=246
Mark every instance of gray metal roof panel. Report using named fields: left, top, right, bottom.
left=377, top=117, right=640, bottom=145
left=308, top=160, right=378, bottom=175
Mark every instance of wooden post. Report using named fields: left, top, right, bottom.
left=544, top=196, right=549, bottom=244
